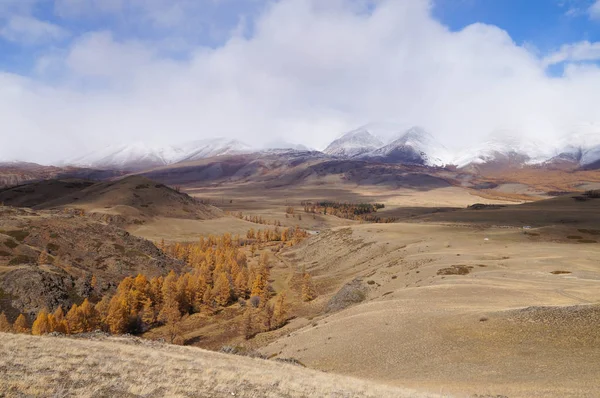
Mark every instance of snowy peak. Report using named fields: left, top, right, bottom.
left=69, top=143, right=176, bottom=171
left=363, top=126, right=450, bottom=166
left=323, top=126, right=385, bottom=158
left=69, top=138, right=253, bottom=170
left=453, top=133, right=556, bottom=169
left=262, top=140, right=311, bottom=152
left=178, top=138, right=252, bottom=162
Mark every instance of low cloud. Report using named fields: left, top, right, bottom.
left=1, top=0, right=600, bottom=164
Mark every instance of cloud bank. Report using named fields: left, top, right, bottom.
left=2, top=0, right=600, bottom=164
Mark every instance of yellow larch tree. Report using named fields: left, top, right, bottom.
left=65, top=303, right=84, bottom=334
left=79, top=298, right=99, bottom=332
left=213, top=272, right=231, bottom=306
left=272, top=291, right=288, bottom=328
left=13, top=314, right=30, bottom=334
left=158, top=299, right=182, bottom=344
left=32, top=309, right=51, bottom=335
left=301, top=272, right=317, bottom=302
left=0, top=312, right=12, bottom=332
left=106, top=296, right=129, bottom=334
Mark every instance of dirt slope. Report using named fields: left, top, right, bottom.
left=0, top=333, right=437, bottom=398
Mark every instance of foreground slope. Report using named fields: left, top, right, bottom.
left=0, top=333, right=436, bottom=398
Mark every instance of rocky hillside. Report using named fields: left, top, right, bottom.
left=0, top=206, right=183, bottom=319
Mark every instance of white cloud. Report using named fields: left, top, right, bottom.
left=589, top=0, right=600, bottom=20
left=0, top=15, right=68, bottom=45
left=543, top=41, right=600, bottom=66
left=2, top=0, right=600, bottom=164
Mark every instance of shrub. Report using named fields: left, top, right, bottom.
left=4, top=239, right=18, bottom=249
left=8, top=255, right=34, bottom=265
left=5, top=230, right=29, bottom=242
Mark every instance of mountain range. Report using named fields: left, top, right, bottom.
left=14, top=124, right=600, bottom=171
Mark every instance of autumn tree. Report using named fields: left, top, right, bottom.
left=141, top=298, right=156, bottom=327
left=79, top=298, right=99, bottom=332
left=213, top=272, right=231, bottom=306
left=66, top=303, right=84, bottom=334
left=301, top=272, right=317, bottom=302
left=159, top=299, right=182, bottom=344
left=106, top=296, right=129, bottom=334
left=0, top=312, right=12, bottom=332
left=32, top=309, right=51, bottom=335
left=94, top=296, right=111, bottom=332
left=241, top=307, right=254, bottom=340
left=272, top=291, right=288, bottom=328
left=50, top=306, right=67, bottom=334
left=13, top=314, right=30, bottom=334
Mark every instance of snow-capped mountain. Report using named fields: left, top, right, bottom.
left=69, top=142, right=183, bottom=170
left=362, top=126, right=451, bottom=166
left=452, top=133, right=556, bottom=169
left=549, top=125, right=600, bottom=168
left=177, top=138, right=252, bottom=163
left=262, top=140, right=311, bottom=152
left=69, top=139, right=253, bottom=170
left=323, top=126, right=385, bottom=157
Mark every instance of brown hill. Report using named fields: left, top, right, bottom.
left=0, top=179, right=95, bottom=208
left=1, top=175, right=223, bottom=226
left=0, top=206, right=183, bottom=319
left=0, top=162, right=123, bottom=188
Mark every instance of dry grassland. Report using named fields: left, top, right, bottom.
left=0, top=333, right=439, bottom=398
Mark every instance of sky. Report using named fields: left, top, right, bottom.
left=2, top=0, right=600, bottom=164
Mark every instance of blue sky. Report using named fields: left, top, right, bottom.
left=1, top=0, right=600, bottom=76
left=434, top=0, right=600, bottom=49
left=2, top=0, right=600, bottom=163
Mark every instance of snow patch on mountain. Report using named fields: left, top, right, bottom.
left=177, top=138, right=252, bottom=162
left=453, top=133, right=556, bottom=168
left=363, top=126, right=451, bottom=166
left=69, top=139, right=253, bottom=170
left=324, top=126, right=385, bottom=157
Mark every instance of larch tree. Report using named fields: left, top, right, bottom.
left=301, top=272, right=317, bottom=302
left=159, top=299, right=182, bottom=344
left=13, top=314, right=30, bottom=334
left=32, top=309, right=51, bottom=335
left=79, top=298, right=99, bottom=332
left=94, top=296, right=111, bottom=331
left=50, top=306, right=67, bottom=334
left=272, top=291, right=288, bottom=328
left=213, top=272, right=231, bottom=306
left=66, top=303, right=84, bottom=334
left=106, top=296, right=129, bottom=334
left=192, top=275, right=208, bottom=312
left=241, top=307, right=253, bottom=340
left=141, top=297, right=156, bottom=326
left=0, top=312, right=12, bottom=332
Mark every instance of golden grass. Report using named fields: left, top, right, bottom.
left=0, top=333, right=438, bottom=398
